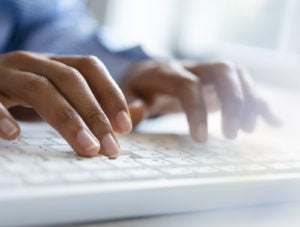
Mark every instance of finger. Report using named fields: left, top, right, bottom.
left=257, top=98, right=281, bottom=126
left=0, top=69, right=101, bottom=157
left=128, top=99, right=147, bottom=127
left=236, top=67, right=257, bottom=133
left=179, top=78, right=208, bottom=142
left=0, top=101, right=20, bottom=140
left=209, top=63, right=244, bottom=139
left=237, top=67, right=281, bottom=128
left=122, top=87, right=148, bottom=127
left=50, top=55, right=132, bottom=134
left=202, top=85, right=220, bottom=112
left=9, top=52, right=120, bottom=157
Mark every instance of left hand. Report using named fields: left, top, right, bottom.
left=121, top=60, right=279, bottom=142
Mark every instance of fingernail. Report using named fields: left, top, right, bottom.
left=226, top=119, right=239, bottom=139
left=0, top=118, right=18, bottom=137
left=116, top=111, right=132, bottom=133
left=77, top=128, right=100, bottom=154
left=195, top=124, right=207, bottom=142
left=101, top=133, right=119, bottom=158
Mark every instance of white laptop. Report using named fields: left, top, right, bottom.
left=0, top=88, right=299, bottom=227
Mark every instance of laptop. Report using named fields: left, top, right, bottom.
left=0, top=87, right=299, bottom=227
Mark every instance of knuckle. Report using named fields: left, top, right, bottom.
left=153, top=63, right=168, bottom=75
left=9, top=51, right=31, bottom=60
left=179, top=77, right=199, bottom=92
left=152, top=62, right=180, bottom=76
left=86, top=109, right=111, bottom=129
left=2, top=51, right=32, bottom=64
left=22, top=76, right=51, bottom=94
left=57, top=107, right=79, bottom=125
left=79, top=55, right=104, bottom=69
left=62, top=66, right=83, bottom=82
left=177, top=79, right=200, bottom=100
left=213, top=61, right=235, bottom=73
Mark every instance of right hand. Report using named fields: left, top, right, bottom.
left=0, top=51, right=132, bottom=158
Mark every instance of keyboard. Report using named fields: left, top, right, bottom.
left=1, top=129, right=300, bottom=227
left=1, top=130, right=299, bottom=186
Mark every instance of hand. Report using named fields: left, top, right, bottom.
left=0, top=51, right=132, bottom=158
left=121, top=60, right=279, bottom=142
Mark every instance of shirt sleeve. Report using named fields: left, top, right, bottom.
left=18, top=0, right=149, bottom=83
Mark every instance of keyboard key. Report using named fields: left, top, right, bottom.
left=94, top=170, right=130, bottom=181
left=217, top=156, right=249, bottom=163
left=62, top=172, right=98, bottom=183
left=191, top=156, right=224, bottom=164
left=24, top=173, right=63, bottom=185
left=244, top=155, right=274, bottom=162
left=107, top=157, right=142, bottom=168
left=40, top=161, right=79, bottom=172
left=22, top=131, right=53, bottom=138
left=216, top=165, right=244, bottom=172
left=160, top=150, right=188, bottom=157
left=138, top=158, right=171, bottom=167
left=74, top=160, right=110, bottom=170
left=192, top=166, right=220, bottom=174
left=164, top=157, right=198, bottom=165
left=18, top=146, right=45, bottom=154
left=130, top=150, right=164, bottom=158
left=22, top=138, right=52, bottom=145
left=5, top=153, right=44, bottom=163
left=161, top=167, right=195, bottom=176
left=2, top=163, right=41, bottom=174
left=127, top=168, right=161, bottom=179
left=50, top=145, right=73, bottom=152
left=118, top=141, right=141, bottom=151
left=51, top=138, right=68, bottom=145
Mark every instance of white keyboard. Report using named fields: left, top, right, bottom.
left=1, top=130, right=300, bottom=227
left=0, top=131, right=300, bottom=187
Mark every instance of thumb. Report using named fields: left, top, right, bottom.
left=128, top=98, right=147, bottom=127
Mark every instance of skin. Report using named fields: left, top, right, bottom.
left=0, top=51, right=279, bottom=158
left=121, top=60, right=280, bottom=142
left=0, top=51, right=132, bottom=158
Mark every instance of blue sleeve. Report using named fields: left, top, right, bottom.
left=7, top=0, right=149, bottom=82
